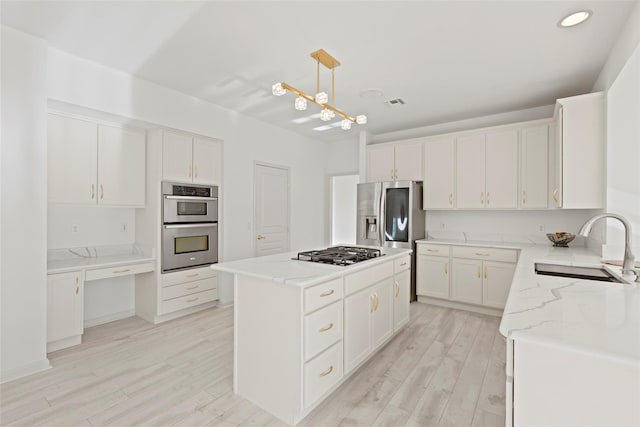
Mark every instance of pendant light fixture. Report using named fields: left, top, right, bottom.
left=272, top=49, right=367, bottom=130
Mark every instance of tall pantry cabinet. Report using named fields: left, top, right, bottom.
left=135, top=129, right=223, bottom=324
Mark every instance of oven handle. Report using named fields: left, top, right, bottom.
left=163, top=195, right=218, bottom=201
left=163, top=223, right=218, bottom=229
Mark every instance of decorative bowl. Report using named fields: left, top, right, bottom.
left=546, top=232, right=576, bottom=247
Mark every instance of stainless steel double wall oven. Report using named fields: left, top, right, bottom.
left=162, top=181, right=218, bottom=272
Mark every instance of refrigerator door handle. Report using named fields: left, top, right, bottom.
left=379, top=184, right=385, bottom=246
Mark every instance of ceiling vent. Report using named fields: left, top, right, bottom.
left=385, top=98, right=406, bottom=107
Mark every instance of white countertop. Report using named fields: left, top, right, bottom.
left=47, top=245, right=155, bottom=274
left=211, top=247, right=412, bottom=288
left=417, top=239, right=640, bottom=364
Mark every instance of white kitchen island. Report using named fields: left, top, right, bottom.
left=211, top=247, right=412, bottom=426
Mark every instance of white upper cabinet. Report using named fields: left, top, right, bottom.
left=97, top=124, right=146, bottom=207
left=552, top=92, right=605, bottom=209
left=485, top=129, right=518, bottom=209
left=48, top=113, right=98, bottom=205
left=162, top=130, right=221, bottom=185
left=456, top=133, right=485, bottom=208
left=456, top=130, right=518, bottom=209
left=520, top=125, right=548, bottom=209
left=48, top=113, right=146, bottom=207
left=423, top=138, right=455, bottom=209
left=366, top=142, right=422, bottom=182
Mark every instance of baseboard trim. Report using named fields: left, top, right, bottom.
left=153, top=301, right=218, bottom=324
left=84, top=309, right=135, bottom=328
left=417, top=296, right=503, bottom=317
left=0, top=358, right=51, bottom=384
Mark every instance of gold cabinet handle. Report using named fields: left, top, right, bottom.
left=444, top=262, right=448, bottom=275
left=480, top=192, right=484, bottom=205
left=320, top=365, right=334, bottom=377
left=319, top=323, right=334, bottom=332
left=553, top=188, right=559, bottom=203
left=100, top=184, right=104, bottom=200
left=477, top=266, right=481, bottom=278
left=186, top=273, right=199, bottom=278
left=395, top=282, right=400, bottom=298
left=195, top=165, right=198, bottom=178
left=320, top=289, right=334, bottom=297
left=486, top=192, right=490, bottom=205
left=374, top=292, right=379, bottom=311
left=187, top=297, right=199, bottom=303
left=370, top=294, right=375, bottom=313
left=91, top=184, right=95, bottom=199
left=186, top=285, right=199, bottom=290
left=257, top=234, right=266, bottom=240
left=400, top=262, right=407, bottom=266
left=449, top=192, right=453, bottom=206
left=390, top=169, right=394, bottom=179
left=75, top=276, right=79, bottom=294
left=112, top=268, right=131, bottom=274
left=522, top=191, right=527, bottom=205
left=475, top=252, right=490, bottom=257
left=484, top=265, right=488, bottom=279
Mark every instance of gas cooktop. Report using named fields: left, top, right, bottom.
left=296, top=246, right=383, bottom=266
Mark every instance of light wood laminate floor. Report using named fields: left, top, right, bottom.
left=0, top=303, right=506, bottom=427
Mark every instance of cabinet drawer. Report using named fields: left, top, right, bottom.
left=345, top=261, right=393, bottom=296
left=304, top=301, right=343, bottom=361
left=162, top=277, right=217, bottom=300
left=304, top=342, right=343, bottom=409
left=304, top=278, right=343, bottom=314
left=161, top=265, right=216, bottom=287
left=85, top=261, right=154, bottom=281
left=451, top=246, right=517, bottom=263
left=161, top=289, right=218, bottom=314
left=394, top=255, right=411, bottom=273
left=417, top=244, right=450, bottom=257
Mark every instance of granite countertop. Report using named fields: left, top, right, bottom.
left=47, top=244, right=155, bottom=274
left=418, top=238, right=640, bottom=364
left=211, top=246, right=412, bottom=288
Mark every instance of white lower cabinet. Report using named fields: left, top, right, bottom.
left=303, top=342, right=343, bottom=408
left=160, top=266, right=218, bottom=315
left=47, top=271, right=84, bottom=352
left=393, top=269, right=411, bottom=330
left=416, top=243, right=517, bottom=311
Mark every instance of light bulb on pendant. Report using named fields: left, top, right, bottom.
left=320, top=108, right=333, bottom=121
left=356, top=115, right=367, bottom=125
left=341, top=119, right=352, bottom=130
left=294, top=96, right=307, bottom=111
left=315, top=92, right=328, bottom=105
left=272, top=82, right=286, bottom=96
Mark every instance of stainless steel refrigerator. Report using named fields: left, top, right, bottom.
left=356, top=181, right=425, bottom=301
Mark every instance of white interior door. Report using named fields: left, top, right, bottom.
left=254, top=163, right=290, bottom=256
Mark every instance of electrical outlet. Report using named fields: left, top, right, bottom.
left=440, top=223, right=446, bottom=230
left=539, top=225, right=545, bottom=232
left=71, top=224, right=79, bottom=234
left=120, top=223, right=127, bottom=232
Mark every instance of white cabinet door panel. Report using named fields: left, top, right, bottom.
left=424, top=138, right=454, bottom=209
left=393, top=269, right=410, bottom=330
left=416, top=255, right=449, bottom=299
left=451, top=258, right=483, bottom=304
left=367, top=145, right=395, bottom=182
left=520, top=125, right=548, bottom=209
left=47, top=272, right=83, bottom=343
left=456, top=134, right=485, bottom=209
left=371, top=278, right=393, bottom=349
left=162, top=131, right=193, bottom=182
left=344, top=288, right=373, bottom=374
left=48, top=114, right=97, bottom=204
left=485, top=130, right=518, bottom=209
left=193, top=138, right=221, bottom=185
left=97, top=125, right=145, bottom=206
left=483, top=261, right=516, bottom=308
left=394, top=142, right=423, bottom=181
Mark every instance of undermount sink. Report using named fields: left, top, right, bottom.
left=534, top=262, right=624, bottom=283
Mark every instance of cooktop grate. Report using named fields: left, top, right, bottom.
left=296, top=246, right=383, bottom=266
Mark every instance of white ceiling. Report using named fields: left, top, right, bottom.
left=1, top=1, right=637, bottom=141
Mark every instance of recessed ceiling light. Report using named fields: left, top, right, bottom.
left=559, top=10, right=591, bottom=28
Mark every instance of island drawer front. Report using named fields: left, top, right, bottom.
left=304, top=278, right=343, bottom=314
left=417, top=244, right=450, bottom=257
left=345, top=261, right=393, bottom=296
left=162, top=277, right=217, bottom=301
left=162, top=265, right=216, bottom=287
left=304, top=301, right=343, bottom=361
left=394, top=255, right=411, bottom=273
left=304, top=342, right=343, bottom=409
left=161, top=289, right=218, bottom=314
left=452, top=246, right=517, bottom=263
left=85, top=261, right=154, bottom=281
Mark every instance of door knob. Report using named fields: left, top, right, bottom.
left=257, top=234, right=266, bottom=240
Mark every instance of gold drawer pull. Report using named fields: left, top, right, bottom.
left=400, top=262, right=407, bottom=266
left=186, top=285, right=199, bottom=290
left=320, top=289, right=334, bottom=297
left=319, top=323, right=334, bottom=332
left=187, top=297, right=199, bottom=303
left=186, top=273, right=199, bottom=278
left=395, top=282, right=400, bottom=298
left=112, top=268, right=131, bottom=274
left=427, top=249, right=439, bottom=253
left=475, top=252, right=490, bottom=257
left=320, top=365, right=334, bottom=377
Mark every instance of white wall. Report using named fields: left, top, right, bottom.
left=326, top=136, right=359, bottom=175
left=0, top=27, right=50, bottom=383
left=47, top=48, right=329, bottom=306
left=331, top=175, right=359, bottom=245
